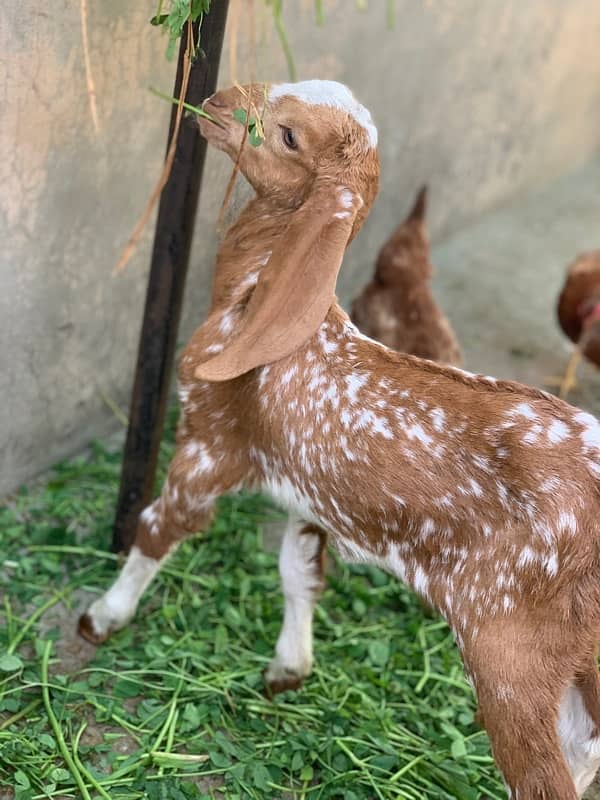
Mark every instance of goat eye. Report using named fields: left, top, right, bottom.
left=281, top=126, right=298, bottom=150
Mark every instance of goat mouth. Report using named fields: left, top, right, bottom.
left=197, top=114, right=229, bottom=144
left=204, top=114, right=227, bottom=129
left=198, top=112, right=227, bottom=131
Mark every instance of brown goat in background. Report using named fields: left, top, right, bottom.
left=351, top=185, right=462, bottom=366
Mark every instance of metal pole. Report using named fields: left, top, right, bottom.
left=112, top=1, right=230, bottom=553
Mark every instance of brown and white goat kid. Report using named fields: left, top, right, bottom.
left=79, top=80, right=600, bottom=799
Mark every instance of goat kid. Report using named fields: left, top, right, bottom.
left=80, top=80, right=600, bottom=799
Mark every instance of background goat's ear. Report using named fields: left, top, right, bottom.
left=195, top=185, right=362, bottom=382
left=407, top=184, right=428, bottom=224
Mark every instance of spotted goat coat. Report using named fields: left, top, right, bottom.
left=80, top=80, right=600, bottom=800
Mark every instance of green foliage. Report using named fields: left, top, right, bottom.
left=232, top=109, right=264, bottom=147
left=150, top=0, right=395, bottom=80
left=0, top=410, right=504, bottom=798
left=151, top=0, right=211, bottom=61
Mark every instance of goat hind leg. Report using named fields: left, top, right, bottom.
left=467, top=630, right=578, bottom=800
left=558, top=664, right=600, bottom=795
left=474, top=683, right=580, bottom=800
left=264, top=519, right=326, bottom=695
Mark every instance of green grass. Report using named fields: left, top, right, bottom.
left=0, top=409, right=504, bottom=799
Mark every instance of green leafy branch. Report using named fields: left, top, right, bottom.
left=151, top=0, right=211, bottom=60
left=150, top=1, right=396, bottom=82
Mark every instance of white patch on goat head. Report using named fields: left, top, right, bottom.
left=269, top=80, right=378, bottom=147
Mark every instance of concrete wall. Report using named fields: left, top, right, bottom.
left=2, top=0, right=600, bottom=495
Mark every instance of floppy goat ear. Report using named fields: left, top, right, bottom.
left=195, top=184, right=363, bottom=382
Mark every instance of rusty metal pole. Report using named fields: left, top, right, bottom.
left=112, top=2, right=230, bottom=553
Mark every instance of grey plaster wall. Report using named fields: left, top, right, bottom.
left=2, top=1, right=600, bottom=495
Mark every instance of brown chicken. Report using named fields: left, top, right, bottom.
left=350, top=186, right=462, bottom=366
left=551, top=250, right=600, bottom=398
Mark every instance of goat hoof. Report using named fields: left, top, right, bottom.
left=263, top=664, right=305, bottom=697
left=77, top=612, right=110, bottom=645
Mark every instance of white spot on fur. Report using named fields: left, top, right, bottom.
left=258, top=365, right=272, bottom=389
left=511, top=403, right=538, bottom=421
left=344, top=372, right=369, bottom=403
left=178, top=383, right=192, bottom=404
left=517, top=545, right=538, bottom=567
left=523, top=423, right=543, bottom=444
left=413, top=565, right=430, bottom=599
left=540, top=477, right=560, bottom=493
left=337, top=188, right=354, bottom=208
left=318, top=328, right=339, bottom=355
left=435, top=493, right=454, bottom=509
left=544, top=551, right=559, bottom=577
left=218, top=311, right=234, bottom=335
left=548, top=419, right=570, bottom=444
left=405, top=423, right=433, bottom=447
left=320, top=382, right=339, bottom=408
left=270, top=80, right=378, bottom=147
left=497, top=684, right=515, bottom=701
left=140, top=502, right=160, bottom=535
left=387, top=546, right=408, bottom=582
left=502, top=595, right=514, bottom=612
left=429, top=408, right=446, bottom=432
left=558, top=511, right=577, bottom=535
left=184, top=441, right=215, bottom=476
left=354, top=408, right=393, bottom=439
left=468, top=478, right=483, bottom=498
left=280, top=365, right=299, bottom=386
left=575, top=411, right=600, bottom=450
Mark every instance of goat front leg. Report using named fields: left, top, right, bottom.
left=79, top=438, right=247, bottom=644
left=264, top=519, right=326, bottom=696
left=78, top=537, right=172, bottom=645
